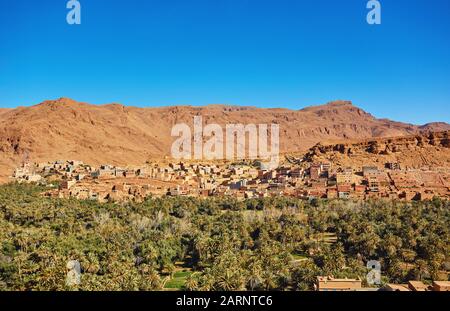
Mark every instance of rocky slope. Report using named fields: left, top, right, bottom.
left=302, top=131, right=450, bottom=169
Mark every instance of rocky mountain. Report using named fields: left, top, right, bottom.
left=301, top=131, right=450, bottom=169
left=0, top=98, right=448, bottom=181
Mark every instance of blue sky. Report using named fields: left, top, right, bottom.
left=0, top=0, right=449, bottom=124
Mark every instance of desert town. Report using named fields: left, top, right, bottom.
left=12, top=158, right=450, bottom=203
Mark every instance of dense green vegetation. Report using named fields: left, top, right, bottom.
left=0, top=183, right=448, bottom=291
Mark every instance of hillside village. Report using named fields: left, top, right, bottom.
left=12, top=158, right=450, bottom=203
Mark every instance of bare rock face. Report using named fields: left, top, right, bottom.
left=302, top=130, right=450, bottom=168
left=0, top=98, right=449, bottom=181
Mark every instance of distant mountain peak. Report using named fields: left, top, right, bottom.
left=326, top=100, right=353, bottom=107
left=38, top=97, right=81, bottom=108
left=300, top=100, right=354, bottom=112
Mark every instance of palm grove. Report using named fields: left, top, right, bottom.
left=0, top=183, right=448, bottom=290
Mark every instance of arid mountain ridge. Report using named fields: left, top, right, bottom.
left=0, top=97, right=449, bottom=181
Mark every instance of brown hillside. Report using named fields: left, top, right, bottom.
left=301, top=131, right=450, bottom=169
left=0, top=98, right=449, bottom=181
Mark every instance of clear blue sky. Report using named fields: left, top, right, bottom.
left=0, top=0, right=449, bottom=124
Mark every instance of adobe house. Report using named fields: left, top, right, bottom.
left=315, top=277, right=362, bottom=291
left=408, top=281, right=429, bottom=291
left=432, top=281, right=450, bottom=292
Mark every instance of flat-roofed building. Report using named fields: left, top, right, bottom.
left=290, top=168, right=303, bottom=178
left=408, top=281, right=429, bottom=291
left=367, top=174, right=380, bottom=192
left=432, top=281, right=450, bottom=292
left=363, top=166, right=379, bottom=177
left=337, top=184, right=352, bottom=199
left=315, top=277, right=362, bottom=291
left=336, top=171, right=354, bottom=185
left=310, top=164, right=321, bottom=181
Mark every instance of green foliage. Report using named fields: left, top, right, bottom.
left=0, top=183, right=448, bottom=291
